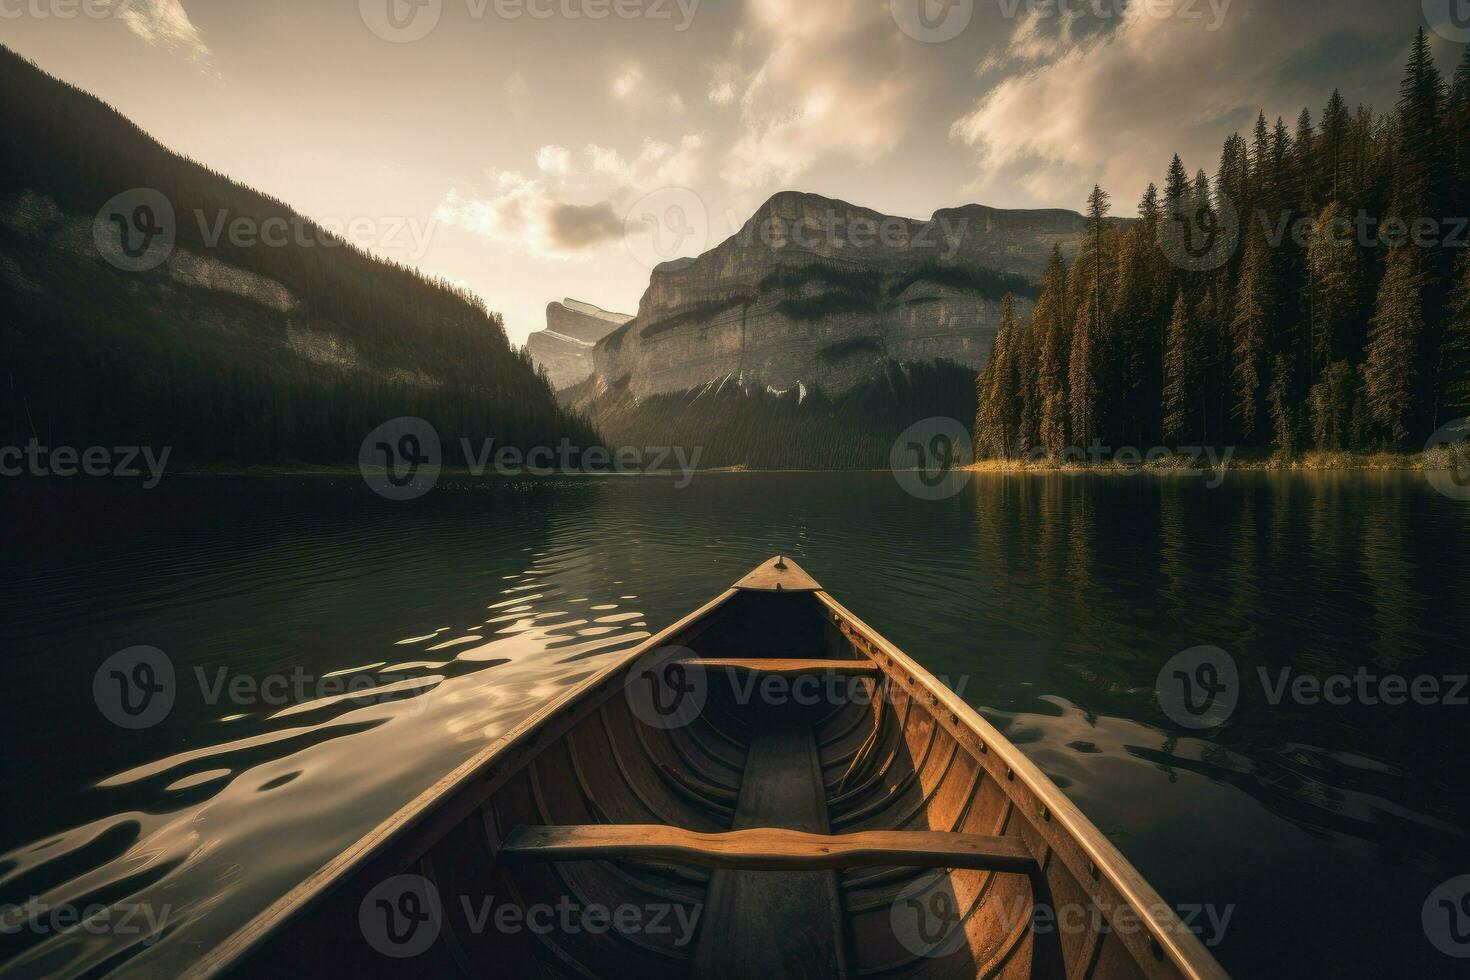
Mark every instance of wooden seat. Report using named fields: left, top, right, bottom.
left=500, top=825, right=1039, bottom=874
left=675, top=657, right=879, bottom=677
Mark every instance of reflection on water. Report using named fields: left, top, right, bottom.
left=0, top=472, right=1466, bottom=978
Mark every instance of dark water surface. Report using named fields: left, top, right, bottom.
left=1, top=472, right=1467, bottom=978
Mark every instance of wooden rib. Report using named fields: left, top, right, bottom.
left=830, top=713, right=943, bottom=829
left=818, top=692, right=875, bottom=748
left=827, top=689, right=911, bottom=805
left=502, top=826, right=1038, bottom=875
left=842, top=750, right=985, bottom=890
left=596, top=706, right=713, bottom=830
left=418, top=851, right=476, bottom=978
left=627, top=711, right=738, bottom=812
left=661, top=718, right=742, bottom=793
left=679, top=713, right=747, bottom=770
left=853, top=805, right=1026, bottom=976
left=482, top=802, right=602, bottom=980
left=527, top=751, right=707, bottom=903
left=842, top=776, right=1005, bottom=908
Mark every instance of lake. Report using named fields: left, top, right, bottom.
left=1, top=471, right=1467, bottom=978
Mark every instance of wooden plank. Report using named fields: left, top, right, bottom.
left=501, top=825, right=1038, bottom=874
left=731, top=555, right=823, bottom=592
left=679, top=657, right=878, bottom=677
left=691, top=706, right=846, bottom=980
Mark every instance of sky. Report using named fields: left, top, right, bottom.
left=1, top=0, right=1463, bottom=343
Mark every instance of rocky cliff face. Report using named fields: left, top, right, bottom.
left=527, top=298, right=632, bottom=390
left=590, top=192, right=1098, bottom=399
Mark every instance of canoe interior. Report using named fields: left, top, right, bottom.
left=203, top=581, right=1224, bottom=980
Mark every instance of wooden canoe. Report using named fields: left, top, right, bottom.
left=189, top=557, right=1231, bottom=979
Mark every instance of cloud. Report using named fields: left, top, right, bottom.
left=950, top=1, right=1409, bottom=209
left=537, top=145, right=572, bottom=176
left=715, top=0, right=927, bottom=192
left=610, top=62, right=687, bottom=115
left=436, top=136, right=705, bottom=257
left=112, top=0, right=212, bottom=65
left=545, top=202, right=624, bottom=250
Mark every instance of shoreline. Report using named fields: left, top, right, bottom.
left=152, top=452, right=1436, bottom=479
left=965, top=450, right=1427, bottom=475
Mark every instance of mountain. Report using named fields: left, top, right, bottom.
left=562, top=359, right=979, bottom=470
left=526, top=298, right=632, bottom=390
left=590, top=191, right=1105, bottom=400
left=0, top=46, right=596, bottom=465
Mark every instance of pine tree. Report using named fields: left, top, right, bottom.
left=1268, top=352, right=1296, bottom=456
left=1320, top=90, right=1351, bottom=202
left=1438, top=249, right=1470, bottom=424
left=1362, top=246, right=1426, bottom=442
left=1033, top=246, right=1071, bottom=455
left=1069, top=187, right=1113, bottom=448
left=976, top=295, right=1023, bottom=458
left=1294, top=108, right=1318, bottom=211
left=1163, top=291, right=1202, bottom=443
left=1230, top=226, right=1271, bottom=438
left=1309, top=360, right=1354, bottom=451
left=1165, top=155, right=1191, bottom=216
left=1305, top=201, right=1363, bottom=373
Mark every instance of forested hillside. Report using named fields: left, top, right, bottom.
left=0, top=46, right=596, bottom=464
left=568, top=360, right=978, bottom=470
left=976, top=30, right=1470, bottom=459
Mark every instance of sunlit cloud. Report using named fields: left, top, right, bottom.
left=436, top=137, right=705, bottom=258
left=111, top=0, right=212, bottom=66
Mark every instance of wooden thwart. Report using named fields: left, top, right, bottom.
left=500, top=824, right=1039, bottom=874
left=677, top=657, right=878, bottom=677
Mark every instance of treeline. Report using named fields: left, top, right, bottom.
left=976, top=31, right=1470, bottom=459
left=573, top=360, right=978, bottom=470
left=0, top=45, right=597, bottom=462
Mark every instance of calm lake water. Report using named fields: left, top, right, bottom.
left=1, top=471, right=1467, bottom=978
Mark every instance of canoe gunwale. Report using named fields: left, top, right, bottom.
left=184, top=587, right=742, bottom=980
left=815, top=589, right=1231, bottom=980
